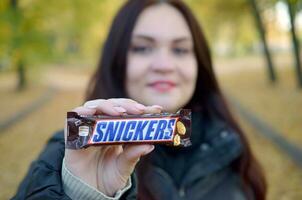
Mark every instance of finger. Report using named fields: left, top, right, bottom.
left=116, top=144, right=155, bottom=175
left=84, top=100, right=126, bottom=116
left=65, top=146, right=108, bottom=171
left=73, top=106, right=97, bottom=115
left=84, top=99, right=106, bottom=108
left=101, top=145, right=123, bottom=164
left=144, top=105, right=163, bottom=114
left=109, top=98, right=146, bottom=115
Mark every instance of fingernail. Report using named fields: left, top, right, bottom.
left=86, top=105, right=98, bottom=109
left=113, top=106, right=126, bottom=113
left=152, top=105, right=163, bottom=110
left=135, top=103, right=146, bottom=110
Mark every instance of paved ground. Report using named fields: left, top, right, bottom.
left=0, top=54, right=301, bottom=199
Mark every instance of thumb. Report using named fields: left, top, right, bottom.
left=116, top=144, right=154, bottom=175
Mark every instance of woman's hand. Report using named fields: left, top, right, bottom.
left=64, top=98, right=162, bottom=197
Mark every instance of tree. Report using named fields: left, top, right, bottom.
left=188, top=0, right=257, bottom=55
left=0, top=0, right=122, bottom=91
left=10, top=0, right=26, bottom=90
left=2, top=0, right=55, bottom=90
left=285, top=0, right=302, bottom=88
left=248, top=0, right=277, bottom=83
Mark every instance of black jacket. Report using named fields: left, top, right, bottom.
left=12, top=113, right=248, bottom=200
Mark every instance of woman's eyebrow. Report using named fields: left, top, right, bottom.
left=172, top=37, right=192, bottom=44
left=132, top=34, right=192, bottom=44
left=132, top=34, right=155, bottom=42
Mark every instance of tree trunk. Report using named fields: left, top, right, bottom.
left=17, top=59, right=26, bottom=91
left=249, top=0, right=277, bottom=82
left=287, top=0, right=302, bottom=88
left=10, top=0, right=17, bottom=8
left=10, top=0, right=27, bottom=90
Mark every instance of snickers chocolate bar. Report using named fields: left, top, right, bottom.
left=66, top=109, right=191, bottom=149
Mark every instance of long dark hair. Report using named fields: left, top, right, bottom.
left=85, top=0, right=266, bottom=199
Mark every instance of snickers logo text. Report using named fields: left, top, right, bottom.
left=90, top=118, right=177, bottom=144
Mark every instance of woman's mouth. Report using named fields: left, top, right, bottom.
left=148, top=81, right=176, bottom=93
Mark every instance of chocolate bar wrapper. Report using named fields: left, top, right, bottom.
left=66, top=109, right=191, bottom=149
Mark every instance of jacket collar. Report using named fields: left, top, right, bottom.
left=148, top=111, right=243, bottom=185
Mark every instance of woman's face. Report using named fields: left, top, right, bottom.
left=126, top=3, right=198, bottom=112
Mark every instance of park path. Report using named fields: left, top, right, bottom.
left=0, top=54, right=301, bottom=199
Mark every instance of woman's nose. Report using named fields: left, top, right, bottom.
left=150, top=49, right=175, bottom=73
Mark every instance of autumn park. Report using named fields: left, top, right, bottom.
left=0, top=0, right=302, bottom=199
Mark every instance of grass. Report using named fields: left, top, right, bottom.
left=219, top=66, right=302, bottom=147
left=0, top=66, right=89, bottom=199
left=235, top=115, right=302, bottom=200
left=0, top=63, right=301, bottom=199
left=218, top=65, right=302, bottom=199
left=0, top=90, right=84, bottom=199
left=0, top=72, right=47, bottom=122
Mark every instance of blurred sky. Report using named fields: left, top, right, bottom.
left=275, top=1, right=302, bottom=30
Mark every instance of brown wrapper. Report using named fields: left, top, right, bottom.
left=65, top=109, right=191, bottom=149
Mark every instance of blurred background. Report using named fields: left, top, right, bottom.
left=0, top=0, right=302, bottom=199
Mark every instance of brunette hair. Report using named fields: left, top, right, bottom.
left=85, top=0, right=266, bottom=199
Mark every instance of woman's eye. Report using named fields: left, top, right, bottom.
left=130, top=45, right=152, bottom=54
left=172, top=47, right=190, bottom=56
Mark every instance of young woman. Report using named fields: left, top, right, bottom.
left=13, top=0, right=266, bottom=199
